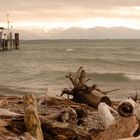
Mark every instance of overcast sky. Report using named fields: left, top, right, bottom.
left=1, top=0, right=140, bottom=29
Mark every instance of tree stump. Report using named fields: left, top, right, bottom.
left=61, top=67, right=111, bottom=108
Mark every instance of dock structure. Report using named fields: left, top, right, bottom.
left=0, top=27, right=20, bottom=51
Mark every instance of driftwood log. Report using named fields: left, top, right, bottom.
left=23, top=94, right=44, bottom=140
left=40, top=117, right=91, bottom=140
left=95, top=116, right=138, bottom=140
left=98, top=102, right=118, bottom=129
left=61, top=67, right=111, bottom=108
left=118, top=99, right=136, bottom=117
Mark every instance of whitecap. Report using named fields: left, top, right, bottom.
left=65, top=48, right=74, bottom=52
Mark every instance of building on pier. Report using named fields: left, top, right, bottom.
left=0, top=27, right=19, bottom=51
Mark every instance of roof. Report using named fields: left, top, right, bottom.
left=0, top=27, right=5, bottom=30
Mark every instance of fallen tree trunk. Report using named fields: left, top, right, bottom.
left=61, top=67, right=111, bottom=108
left=23, top=94, right=44, bottom=140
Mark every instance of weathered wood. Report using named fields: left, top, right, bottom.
left=23, top=94, right=44, bottom=140
left=84, top=90, right=111, bottom=108
left=0, top=108, right=22, bottom=119
left=96, top=116, right=138, bottom=140
left=15, top=33, right=19, bottom=49
left=40, top=117, right=91, bottom=140
left=116, top=136, right=140, bottom=140
left=62, top=67, right=112, bottom=108
left=134, top=103, right=140, bottom=132
left=98, top=102, right=117, bottom=129
left=118, top=99, right=136, bottom=117
left=0, top=99, right=8, bottom=107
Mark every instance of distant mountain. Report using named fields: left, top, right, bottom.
left=17, top=27, right=140, bottom=40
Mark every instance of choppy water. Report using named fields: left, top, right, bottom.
left=0, top=39, right=140, bottom=100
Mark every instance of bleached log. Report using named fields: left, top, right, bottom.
left=23, top=94, right=44, bottom=140
left=98, top=102, right=117, bottom=129
left=118, top=99, right=136, bottom=117
left=0, top=108, right=22, bottom=118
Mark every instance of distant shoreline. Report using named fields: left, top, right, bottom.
left=20, top=38, right=140, bottom=41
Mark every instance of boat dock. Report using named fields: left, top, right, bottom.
left=0, top=27, right=20, bottom=51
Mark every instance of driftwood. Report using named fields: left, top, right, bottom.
left=0, top=108, right=23, bottom=119
left=98, top=102, right=118, bottom=129
left=0, top=92, right=140, bottom=140
left=95, top=116, right=138, bottom=140
left=0, top=99, right=8, bottom=107
left=116, top=136, right=140, bottom=140
left=61, top=67, right=111, bottom=108
left=23, top=94, right=44, bottom=140
left=118, top=99, right=136, bottom=117
left=40, top=117, right=91, bottom=140
left=134, top=103, right=140, bottom=132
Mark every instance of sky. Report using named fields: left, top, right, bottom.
left=1, top=0, right=140, bottom=30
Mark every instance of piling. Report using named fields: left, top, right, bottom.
left=10, top=32, right=13, bottom=49
left=0, top=28, right=20, bottom=51
left=15, top=33, right=19, bottom=49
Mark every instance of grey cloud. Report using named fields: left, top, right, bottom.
left=1, top=0, right=140, bottom=24
left=1, top=0, right=140, bottom=11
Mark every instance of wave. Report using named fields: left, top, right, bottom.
left=74, top=58, right=115, bottom=64
left=87, top=72, right=140, bottom=82
left=65, top=48, right=74, bottom=52
left=74, top=57, right=140, bottom=67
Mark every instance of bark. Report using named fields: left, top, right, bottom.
left=23, top=94, right=44, bottom=140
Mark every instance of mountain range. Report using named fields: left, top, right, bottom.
left=16, top=27, right=140, bottom=40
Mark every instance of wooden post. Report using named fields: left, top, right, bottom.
left=15, top=33, right=19, bottom=49
left=23, top=94, right=44, bottom=140
left=0, top=32, right=2, bottom=51
left=10, top=32, right=13, bottom=49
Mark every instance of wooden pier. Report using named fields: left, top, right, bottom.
left=0, top=27, right=20, bottom=51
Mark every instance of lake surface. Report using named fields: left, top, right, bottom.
left=0, top=39, right=140, bottom=100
